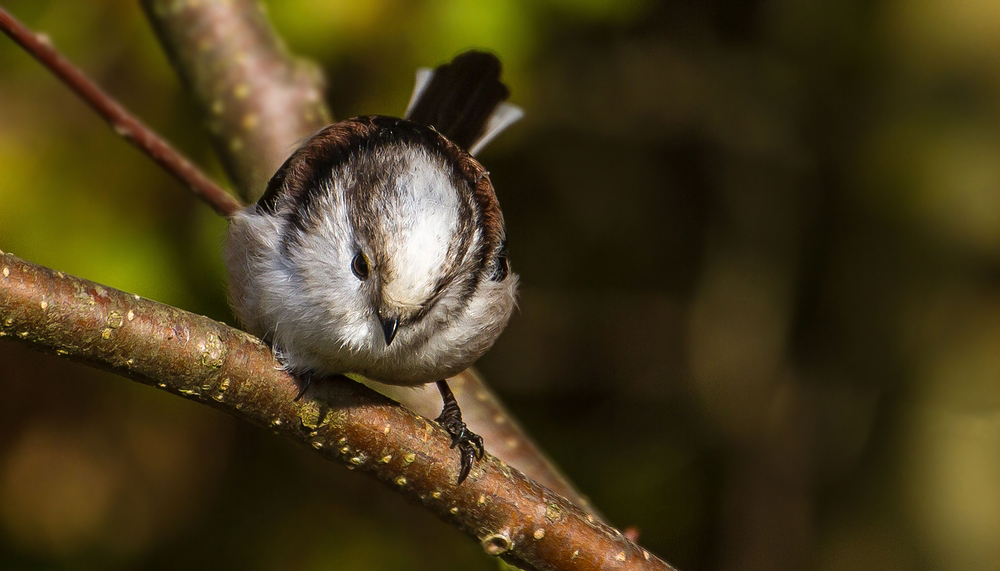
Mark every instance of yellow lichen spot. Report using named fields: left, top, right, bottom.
left=383, top=425, right=391, bottom=435
left=39, top=300, right=47, bottom=310
left=403, top=452, right=416, bottom=464
left=350, top=456, right=365, bottom=465
left=270, top=418, right=283, bottom=427
left=1, top=267, right=8, bottom=278
left=125, top=358, right=134, bottom=367
left=339, top=446, right=350, bottom=455
left=298, top=401, right=324, bottom=429
left=219, top=377, right=231, bottom=392
left=395, top=476, right=407, bottom=486
left=101, top=328, right=112, bottom=339
left=127, top=310, right=135, bottom=321
left=337, top=437, right=348, bottom=445
left=4, top=317, right=12, bottom=326
left=449, top=507, right=459, bottom=515
left=571, top=550, right=580, bottom=560
left=106, top=311, right=123, bottom=328
left=431, top=491, right=442, bottom=499
left=478, top=494, right=486, bottom=505
left=380, top=455, right=392, bottom=463
left=157, top=382, right=167, bottom=388
left=616, top=552, right=626, bottom=562
left=311, top=441, right=323, bottom=450
left=200, top=333, right=225, bottom=368
left=533, top=528, right=545, bottom=540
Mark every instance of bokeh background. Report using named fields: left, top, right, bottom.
left=3, top=0, right=1000, bottom=569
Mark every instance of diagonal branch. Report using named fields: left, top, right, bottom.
left=0, top=6, right=241, bottom=217
left=0, top=251, right=677, bottom=571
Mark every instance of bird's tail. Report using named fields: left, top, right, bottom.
left=404, top=51, right=522, bottom=156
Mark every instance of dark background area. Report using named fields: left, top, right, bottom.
left=3, top=0, right=1000, bottom=569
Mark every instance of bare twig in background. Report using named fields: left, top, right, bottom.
left=0, top=6, right=240, bottom=218
left=0, top=251, right=676, bottom=571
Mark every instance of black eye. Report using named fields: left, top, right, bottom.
left=490, top=242, right=509, bottom=282
left=351, top=252, right=370, bottom=280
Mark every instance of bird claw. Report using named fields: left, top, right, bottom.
left=293, top=370, right=313, bottom=401
left=435, top=380, right=485, bottom=484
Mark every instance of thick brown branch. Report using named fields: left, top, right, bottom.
left=141, top=0, right=331, bottom=201
left=0, top=251, right=677, bottom=571
left=0, top=6, right=240, bottom=217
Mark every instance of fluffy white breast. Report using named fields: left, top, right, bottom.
left=380, top=150, right=462, bottom=309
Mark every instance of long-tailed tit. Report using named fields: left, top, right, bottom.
left=224, top=51, right=521, bottom=483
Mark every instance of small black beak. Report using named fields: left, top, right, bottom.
left=379, top=312, right=399, bottom=346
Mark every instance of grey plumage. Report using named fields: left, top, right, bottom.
left=225, top=114, right=517, bottom=385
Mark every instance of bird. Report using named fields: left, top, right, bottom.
left=224, top=51, right=521, bottom=483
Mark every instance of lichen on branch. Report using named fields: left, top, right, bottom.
left=0, top=251, right=676, bottom=571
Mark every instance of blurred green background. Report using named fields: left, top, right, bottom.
left=3, top=0, right=1000, bottom=569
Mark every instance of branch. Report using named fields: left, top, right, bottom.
left=141, top=0, right=331, bottom=202
left=0, top=251, right=676, bottom=571
left=0, top=6, right=240, bottom=217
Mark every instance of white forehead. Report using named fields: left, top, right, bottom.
left=381, top=148, right=461, bottom=308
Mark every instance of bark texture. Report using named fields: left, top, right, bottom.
left=0, top=251, right=676, bottom=571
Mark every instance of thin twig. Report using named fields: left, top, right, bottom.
left=0, top=251, right=678, bottom=571
left=0, top=6, right=241, bottom=217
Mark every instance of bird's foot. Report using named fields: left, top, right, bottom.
left=435, top=380, right=484, bottom=484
